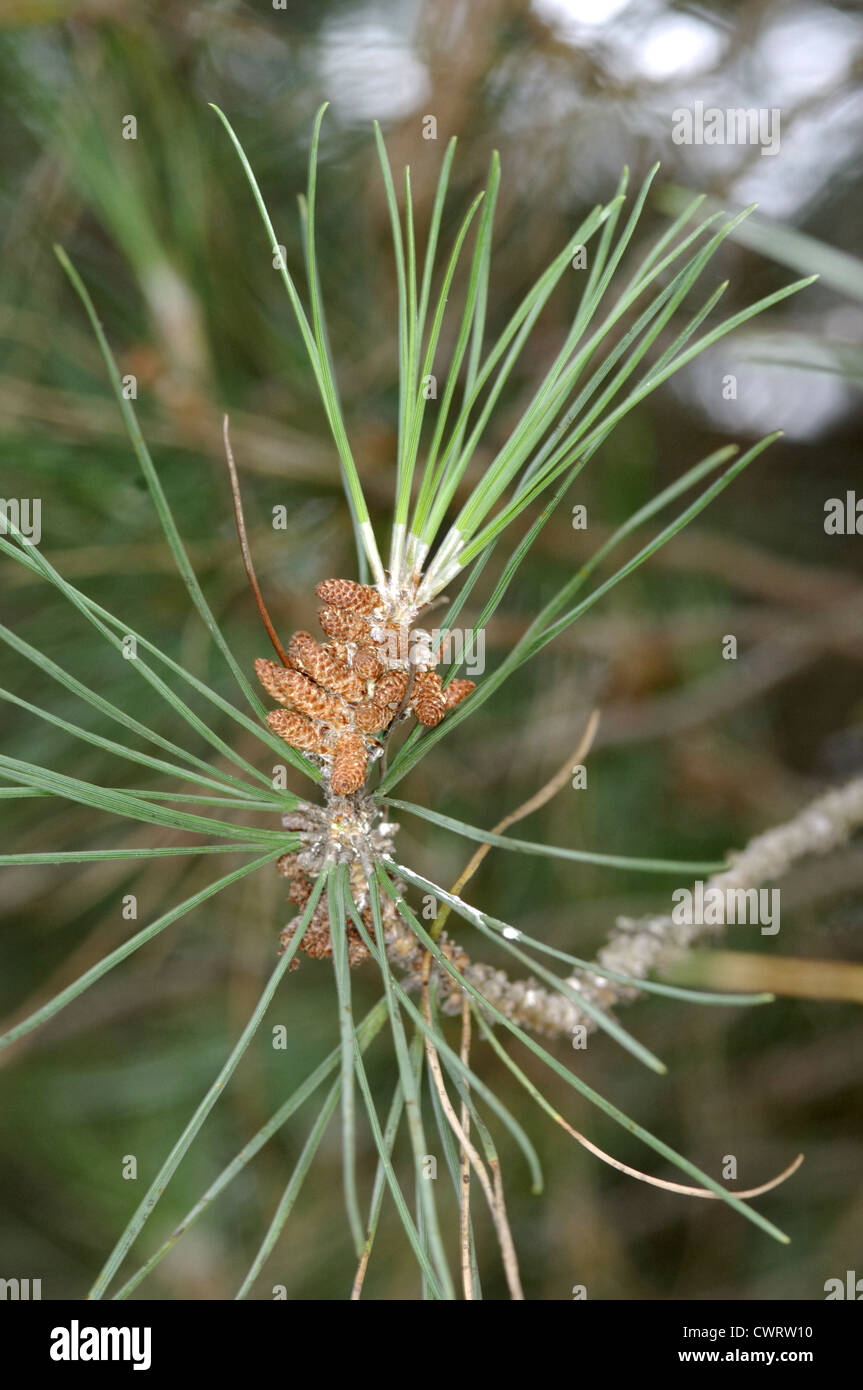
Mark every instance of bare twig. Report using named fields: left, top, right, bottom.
left=593, top=774, right=863, bottom=1003
left=471, top=772, right=863, bottom=1039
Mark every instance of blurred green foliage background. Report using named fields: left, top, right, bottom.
left=1, top=0, right=862, bottom=1300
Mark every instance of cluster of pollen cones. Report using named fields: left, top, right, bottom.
left=256, top=577, right=475, bottom=796
left=276, top=851, right=470, bottom=985
left=277, top=856, right=389, bottom=969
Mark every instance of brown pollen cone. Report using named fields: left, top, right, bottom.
left=324, top=640, right=350, bottom=667
left=279, top=900, right=370, bottom=968
left=353, top=700, right=387, bottom=733
left=318, top=605, right=370, bottom=643
left=411, top=670, right=446, bottom=727
left=288, top=632, right=364, bottom=703
left=353, top=645, right=384, bottom=681
left=267, top=708, right=332, bottom=755
left=255, top=659, right=347, bottom=726
left=331, top=729, right=369, bottom=795
left=372, top=669, right=409, bottom=710
left=315, top=578, right=380, bottom=614
left=288, top=873, right=313, bottom=909
left=444, top=677, right=476, bottom=709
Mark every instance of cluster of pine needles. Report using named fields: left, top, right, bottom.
left=0, top=103, right=815, bottom=1298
